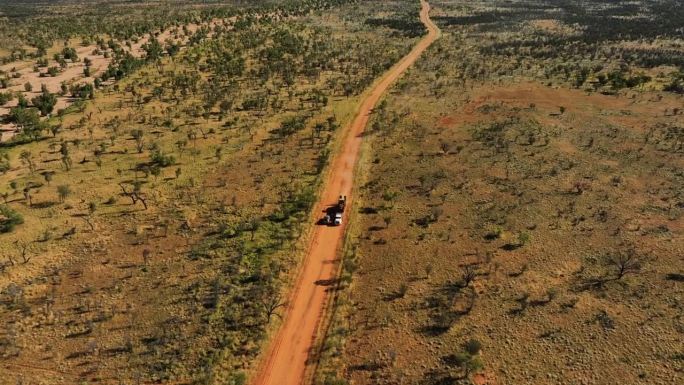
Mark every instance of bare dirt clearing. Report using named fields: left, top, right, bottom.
left=0, top=18, right=218, bottom=139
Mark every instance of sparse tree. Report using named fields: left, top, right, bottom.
left=262, top=294, right=286, bottom=323
left=82, top=202, right=97, bottom=231
left=175, top=139, right=187, bottom=156
left=15, top=241, right=31, bottom=264
left=61, top=154, right=72, bottom=171
left=131, top=129, right=145, bottom=153
left=19, top=151, right=35, bottom=174
left=118, top=182, right=147, bottom=210
left=32, top=87, right=58, bottom=116
left=142, top=249, right=151, bottom=266
left=460, top=265, right=477, bottom=288
left=425, top=263, right=433, bottom=279
left=603, top=249, right=644, bottom=280
left=447, top=346, right=484, bottom=379
left=57, top=184, right=71, bottom=203
left=42, top=171, right=54, bottom=185
left=23, top=188, right=32, bottom=207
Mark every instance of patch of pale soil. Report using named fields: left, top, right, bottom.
left=529, top=19, right=576, bottom=35
left=0, top=17, right=233, bottom=140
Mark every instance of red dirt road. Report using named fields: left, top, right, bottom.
left=251, top=2, right=440, bottom=385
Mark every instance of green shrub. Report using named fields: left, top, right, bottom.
left=464, top=338, right=482, bottom=355
left=0, top=91, right=13, bottom=106
left=0, top=205, right=24, bottom=233
left=32, top=89, right=57, bottom=116
left=227, top=372, right=247, bottom=385
left=150, top=151, right=176, bottom=167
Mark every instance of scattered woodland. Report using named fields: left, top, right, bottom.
left=316, top=1, right=683, bottom=385
left=0, top=0, right=423, bottom=384
left=1, top=0, right=682, bottom=385
left=0, top=0, right=337, bottom=62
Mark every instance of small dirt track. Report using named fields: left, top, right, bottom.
left=251, top=2, right=440, bottom=385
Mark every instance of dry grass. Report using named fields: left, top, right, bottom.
left=335, top=79, right=682, bottom=385
left=0, top=1, right=420, bottom=383
left=316, top=1, right=684, bottom=384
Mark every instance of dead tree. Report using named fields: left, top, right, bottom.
left=604, top=249, right=644, bottom=280
left=119, top=183, right=148, bottom=210
left=15, top=241, right=30, bottom=264
left=460, top=265, right=477, bottom=288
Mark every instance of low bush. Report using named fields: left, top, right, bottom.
left=0, top=205, right=24, bottom=233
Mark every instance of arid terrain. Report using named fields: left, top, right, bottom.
left=316, top=1, right=683, bottom=385
left=0, top=0, right=242, bottom=140
left=253, top=2, right=438, bottom=385
left=1, top=1, right=682, bottom=385
left=0, top=0, right=423, bottom=384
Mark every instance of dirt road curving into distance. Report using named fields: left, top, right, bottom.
left=251, top=2, right=440, bottom=385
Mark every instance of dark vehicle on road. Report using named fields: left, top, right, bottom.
left=320, top=195, right=346, bottom=226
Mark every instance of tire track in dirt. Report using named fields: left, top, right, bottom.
left=251, top=2, right=440, bottom=384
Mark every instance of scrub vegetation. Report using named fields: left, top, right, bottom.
left=317, top=1, right=683, bottom=385
left=0, top=1, right=422, bottom=384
